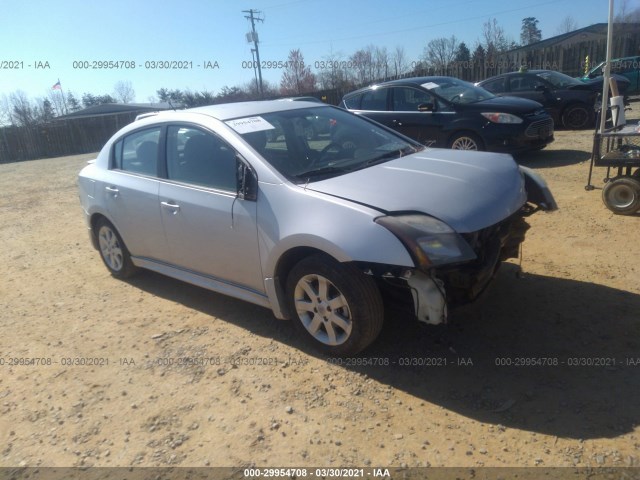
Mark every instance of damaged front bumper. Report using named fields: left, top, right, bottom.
left=382, top=173, right=557, bottom=325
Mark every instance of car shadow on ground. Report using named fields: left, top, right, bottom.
left=126, top=263, right=640, bottom=441
left=517, top=148, right=592, bottom=168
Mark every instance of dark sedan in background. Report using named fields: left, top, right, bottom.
left=477, top=70, right=623, bottom=129
left=339, top=76, right=554, bottom=153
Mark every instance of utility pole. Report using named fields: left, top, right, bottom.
left=243, top=9, right=264, bottom=98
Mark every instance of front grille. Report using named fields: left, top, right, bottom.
left=525, top=118, right=554, bottom=138
left=441, top=212, right=530, bottom=304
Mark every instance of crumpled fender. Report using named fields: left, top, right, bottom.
left=519, top=166, right=558, bottom=211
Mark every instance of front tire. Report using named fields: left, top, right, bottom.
left=96, top=218, right=138, bottom=278
left=602, top=177, right=640, bottom=215
left=286, top=254, right=384, bottom=356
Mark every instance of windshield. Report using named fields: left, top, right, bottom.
left=232, top=106, right=423, bottom=183
left=534, top=70, right=583, bottom=88
left=423, top=78, right=495, bottom=104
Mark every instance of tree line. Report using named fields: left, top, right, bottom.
left=2, top=7, right=639, bottom=128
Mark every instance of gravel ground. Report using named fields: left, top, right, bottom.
left=1, top=105, right=639, bottom=469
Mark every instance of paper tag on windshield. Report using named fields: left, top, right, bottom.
left=421, top=82, right=439, bottom=90
left=225, top=116, right=275, bottom=134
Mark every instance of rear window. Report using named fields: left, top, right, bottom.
left=112, top=127, right=161, bottom=176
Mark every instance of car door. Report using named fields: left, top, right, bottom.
left=103, top=126, right=169, bottom=261
left=158, top=125, right=263, bottom=293
left=388, top=86, right=449, bottom=146
left=506, top=74, right=561, bottom=119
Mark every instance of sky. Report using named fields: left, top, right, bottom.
left=0, top=0, right=635, bottom=106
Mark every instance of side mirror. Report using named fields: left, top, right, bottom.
left=417, top=102, right=435, bottom=112
left=238, top=161, right=258, bottom=202
left=534, top=84, right=549, bottom=93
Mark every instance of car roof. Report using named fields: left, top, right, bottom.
left=344, top=76, right=464, bottom=96
left=142, top=100, right=330, bottom=123
left=479, top=70, right=557, bottom=79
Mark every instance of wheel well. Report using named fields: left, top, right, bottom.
left=274, top=247, right=328, bottom=288
left=88, top=213, right=109, bottom=250
left=272, top=247, right=339, bottom=318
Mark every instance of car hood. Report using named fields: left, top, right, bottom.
left=579, top=74, right=630, bottom=92
left=306, top=149, right=527, bottom=233
left=462, top=96, right=543, bottom=114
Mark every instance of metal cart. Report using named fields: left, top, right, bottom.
left=586, top=120, right=640, bottom=215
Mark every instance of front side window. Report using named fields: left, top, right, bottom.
left=166, top=126, right=237, bottom=192
left=113, top=127, right=161, bottom=176
left=534, top=71, right=582, bottom=88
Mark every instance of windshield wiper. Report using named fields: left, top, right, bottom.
left=365, top=146, right=420, bottom=166
left=297, top=165, right=350, bottom=181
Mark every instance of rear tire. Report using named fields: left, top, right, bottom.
left=562, top=104, right=593, bottom=130
left=602, top=177, right=640, bottom=215
left=96, top=218, right=138, bottom=278
left=448, top=132, right=483, bottom=151
left=285, top=254, right=384, bottom=356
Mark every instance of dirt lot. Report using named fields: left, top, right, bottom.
left=1, top=106, right=639, bottom=470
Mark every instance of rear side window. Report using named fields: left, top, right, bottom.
left=342, top=93, right=362, bottom=110
left=509, top=75, right=545, bottom=92
left=112, top=127, right=161, bottom=176
left=360, top=88, right=388, bottom=111
left=481, top=77, right=506, bottom=93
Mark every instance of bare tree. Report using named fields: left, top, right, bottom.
left=350, top=47, right=373, bottom=84
left=615, top=0, right=640, bottom=22
left=317, top=49, right=352, bottom=91
left=556, top=15, right=579, bottom=34
left=482, top=18, right=509, bottom=52
left=113, top=81, right=135, bottom=103
left=392, top=46, right=407, bottom=77
left=280, top=49, right=316, bottom=95
left=423, top=36, right=458, bottom=74
left=0, top=95, right=14, bottom=125
left=9, top=91, right=36, bottom=126
left=374, top=46, right=390, bottom=80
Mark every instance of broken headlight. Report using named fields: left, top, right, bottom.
left=375, top=214, right=477, bottom=269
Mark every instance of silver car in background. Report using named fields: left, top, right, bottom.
left=78, top=100, right=557, bottom=355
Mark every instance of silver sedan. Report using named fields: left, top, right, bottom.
left=78, top=100, right=556, bottom=355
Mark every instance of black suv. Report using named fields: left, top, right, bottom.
left=339, top=76, right=554, bottom=153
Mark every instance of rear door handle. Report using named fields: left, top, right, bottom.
left=105, top=186, right=119, bottom=197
